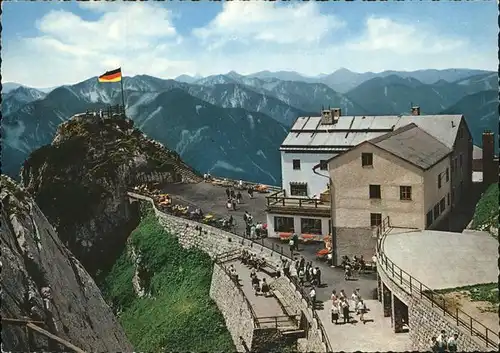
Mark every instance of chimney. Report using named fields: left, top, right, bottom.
left=482, top=130, right=497, bottom=186
left=330, top=108, right=341, bottom=123
left=411, top=106, right=420, bottom=116
left=321, top=110, right=333, bottom=125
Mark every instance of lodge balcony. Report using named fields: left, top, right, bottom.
left=265, top=189, right=331, bottom=217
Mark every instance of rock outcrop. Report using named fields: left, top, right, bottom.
left=20, top=113, right=201, bottom=277
left=0, top=175, right=133, bottom=352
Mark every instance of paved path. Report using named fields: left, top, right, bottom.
left=316, top=299, right=412, bottom=352
left=227, top=260, right=285, bottom=318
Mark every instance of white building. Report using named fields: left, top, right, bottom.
left=265, top=107, right=472, bottom=242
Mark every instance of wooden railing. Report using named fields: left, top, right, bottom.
left=2, top=318, right=86, bottom=353
left=376, top=231, right=498, bottom=350
left=255, top=315, right=300, bottom=330
left=266, top=190, right=330, bottom=209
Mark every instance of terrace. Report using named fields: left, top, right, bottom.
left=265, top=189, right=331, bottom=217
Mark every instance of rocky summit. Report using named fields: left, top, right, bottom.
left=20, top=112, right=201, bottom=277
left=0, top=175, right=133, bottom=352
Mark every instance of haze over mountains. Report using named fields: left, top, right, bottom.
left=3, top=68, right=498, bottom=185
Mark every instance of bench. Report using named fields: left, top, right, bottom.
left=260, top=263, right=278, bottom=277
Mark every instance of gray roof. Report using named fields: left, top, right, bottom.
left=281, top=114, right=463, bottom=152
left=368, top=123, right=452, bottom=170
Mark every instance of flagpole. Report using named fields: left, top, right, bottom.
left=120, top=70, right=126, bottom=117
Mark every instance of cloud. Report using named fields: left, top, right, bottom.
left=347, top=17, right=465, bottom=54
left=192, top=1, right=345, bottom=49
left=2, top=1, right=496, bottom=88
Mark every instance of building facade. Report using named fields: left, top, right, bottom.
left=266, top=107, right=473, bottom=244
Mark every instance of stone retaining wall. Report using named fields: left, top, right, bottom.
left=128, top=192, right=327, bottom=352
left=378, top=258, right=486, bottom=352
left=270, top=277, right=326, bottom=352
left=210, top=263, right=254, bottom=352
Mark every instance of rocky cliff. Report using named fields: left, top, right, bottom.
left=0, top=175, right=133, bottom=352
left=20, top=113, right=201, bottom=277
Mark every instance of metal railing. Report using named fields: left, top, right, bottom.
left=373, top=215, right=391, bottom=238
left=376, top=230, right=498, bottom=349
left=266, top=190, right=330, bottom=209
left=2, top=318, right=86, bottom=353
left=81, top=105, right=125, bottom=119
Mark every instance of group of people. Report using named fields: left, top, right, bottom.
left=243, top=211, right=267, bottom=239
left=240, top=250, right=272, bottom=296
left=341, top=255, right=367, bottom=280
left=330, top=289, right=367, bottom=325
left=431, top=330, right=459, bottom=352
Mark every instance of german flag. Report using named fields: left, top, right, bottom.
left=98, top=68, right=122, bottom=83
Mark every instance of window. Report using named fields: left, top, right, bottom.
left=459, top=154, right=463, bottom=167
left=292, top=159, right=301, bottom=170
left=369, top=185, right=381, bottom=199
left=447, top=193, right=451, bottom=206
left=445, top=168, right=449, bottom=182
left=370, top=213, right=382, bottom=227
left=438, top=174, right=442, bottom=188
left=319, top=160, right=328, bottom=171
left=361, top=153, right=373, bottom=167
left=274, top=216, right=294, bottom=232
left=439, top=198, right=446, bottom=213
left=433, top=204, right=440, bottom=220
left=290, top=182, right=307, bottom=196
left=426, top=211, right=433, bottom=228
left=301, top=218, right=322, bottom=235
left=400, top=186, right=412, bottom=201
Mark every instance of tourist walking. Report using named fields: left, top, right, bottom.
left=225, top=188, right=230, bottom=198
left=236, top=191, right=242, bottom=204
left=230, top=188, right=236, bottom=199
left=356, top=299, right=367, bottom=324
left=248, top=186, right=254, bottom=198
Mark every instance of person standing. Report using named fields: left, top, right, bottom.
left=248, top=186, right=254, bottom=198
left=436, top=330, right=447, bottom=353
left=289, top=238, right=295, bottom=254
left=331, top=301, right=339, bottom=324
left=225, top=188, right=230, bottom=198
left=447, top=333, right=458, bottom=352
left=236, top=191, right=242, bottom=204
left=316, top=267, right=322, bottom=286
left=250, top=224, right=256, bottom=239
left=283, top=259, right=290, bottom=277
left=341, top=298, right=350, bottom=324
left=232, top=199, right=237, bottom=211
left=298, top=268, right=305, bottom=285
left=230, top=188, right=236, bottom=199
left=309, top=287, right=316, bottom=308
left=292, top=233, right=299, bottom=251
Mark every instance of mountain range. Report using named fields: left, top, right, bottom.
left=2, top=68, right=498, bottom=185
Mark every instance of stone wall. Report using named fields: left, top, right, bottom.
left=335, top=226, right=377, bottom=264
left=377, top=257, right=487, bottom=352
left=128, top=192, right=328, bottom=352
left=210, top=263, right=254, bottom=352
left=270, top=277, right=326, bottom=353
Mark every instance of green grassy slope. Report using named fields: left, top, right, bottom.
left=471, top=183, right=499, bottom=238
left=100, top=206, right=234, bottom=352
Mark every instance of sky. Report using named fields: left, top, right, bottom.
left=2, top=0, right=498, bottom=88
